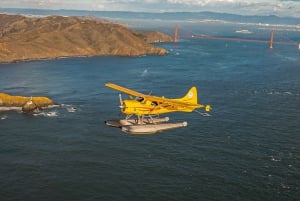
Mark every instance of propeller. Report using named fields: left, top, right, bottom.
left=119, top=94, right=124, bottom=108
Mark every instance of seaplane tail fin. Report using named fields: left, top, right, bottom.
left=180, top=86, right=198, bottom=105
left=179, top=86, right=212, bottom=112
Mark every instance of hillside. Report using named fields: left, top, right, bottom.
left=0, top=14, right=173, bottom=63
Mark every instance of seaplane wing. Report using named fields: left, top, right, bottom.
left=105, top=83, right=146, bottom=98
left=105, top=83, right=209, bottom=112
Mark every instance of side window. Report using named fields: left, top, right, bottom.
left=151, top=101, right=158, bottom=106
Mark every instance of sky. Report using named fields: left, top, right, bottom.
left=1, top=0, right=300, bottom=17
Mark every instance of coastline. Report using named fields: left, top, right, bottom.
left=0, top=53, right=161, bottom=64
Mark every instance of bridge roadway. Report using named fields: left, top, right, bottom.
left=179, top=34, right=299, bottom=47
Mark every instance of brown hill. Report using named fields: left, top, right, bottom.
left=0, top=14, right=173, bottom=63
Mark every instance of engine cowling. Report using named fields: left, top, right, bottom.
left=121, top=100, right=146, bottom=115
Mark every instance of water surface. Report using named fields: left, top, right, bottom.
left=0, top=33, right=299, bottom=201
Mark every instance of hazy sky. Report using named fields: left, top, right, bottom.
left=1, top=0, right=300, bottom=17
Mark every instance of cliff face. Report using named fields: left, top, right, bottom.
left=0, top=14, right=173, bottom=63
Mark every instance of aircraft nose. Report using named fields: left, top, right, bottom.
left=120, top=102, right=126, bottom=111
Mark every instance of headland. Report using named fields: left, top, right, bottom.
left=0, top=14, right=173, bottom=63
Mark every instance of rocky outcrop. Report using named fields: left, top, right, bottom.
left=0, top=14, right=173, bottom=63
left=0, top=93, right=55, bottom=113
left=134, top=30, right=174, bottom=43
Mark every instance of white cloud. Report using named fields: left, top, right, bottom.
left=167, top=0, right=239, bottom=6
left=96, top=4, right=105, bottom=9
left=0, top=0, right=299, bottom=17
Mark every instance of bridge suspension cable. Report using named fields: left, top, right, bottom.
left=174, top=25, right=299, bottom=49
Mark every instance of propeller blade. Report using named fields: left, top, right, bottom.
left=119, top=94, right=124, bottom=108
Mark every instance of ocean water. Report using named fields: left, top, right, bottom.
left=1, top=24, right=300, bottom=200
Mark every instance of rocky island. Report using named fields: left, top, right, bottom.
left=0, top=14, right=173, bottom=63
left=0, top=93, right=57, bottom=113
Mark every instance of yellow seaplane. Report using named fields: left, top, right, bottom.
left=105, top=83, right=211, bottom=134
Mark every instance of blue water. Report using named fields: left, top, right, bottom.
left=1, top=28, right=300, bottom=200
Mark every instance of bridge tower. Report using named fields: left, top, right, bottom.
left=174, top=24, right=178, bottom=43
left=269, top=30, right=275, bottom=49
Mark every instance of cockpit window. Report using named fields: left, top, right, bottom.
left=136, top=97, right=144, bottom=102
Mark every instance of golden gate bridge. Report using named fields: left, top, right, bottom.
left=173, top=24, right=300, bottom=49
